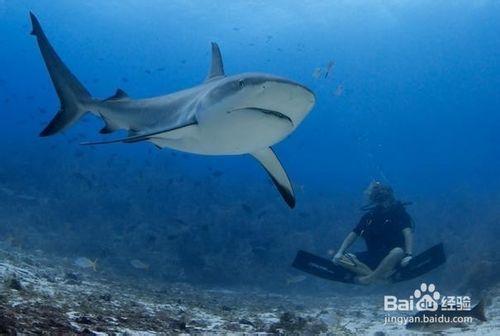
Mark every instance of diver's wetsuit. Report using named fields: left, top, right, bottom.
left=352, top=202, right=412, bottom=269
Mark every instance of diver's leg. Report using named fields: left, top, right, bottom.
left=338, top=253, right=373, bottom=276
left=356, top=248, right=404, bottom=285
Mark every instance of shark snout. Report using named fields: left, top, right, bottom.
left=255, top=78, right=315, bottom=127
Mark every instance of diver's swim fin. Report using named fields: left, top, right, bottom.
left=291, top=243, right=446, bottom=285
left=291, top=250, right=357, bottom=284
left=390, top=243, right=446, bottom=282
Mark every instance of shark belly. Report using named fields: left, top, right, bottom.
left=151, top=108, right=294, bottom=155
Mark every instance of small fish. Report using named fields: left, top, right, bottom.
left=257, top=210, right=268, bottom=219
left=212, top=170, right=223, bottom=177
left=72, top=172, right=93, bottom=190
left=295, top=184, right=305, bottom=192
left=312, top=67, right=322, bottom=79
left=298, top=212, right=309, bottom=219
left=144, top=234, right=156, bottom=244
left=0, top=186, right=36, bottom=201
left=324, top=60, right=335, bottom=78
left=5, top=235, right=22, bottom=248
left=333, top=84, right=344, bottom=97
left=130, top=259, right=149, bottom=270
left=74, top=257, right=97, bottom=271
left=241, top=204, right=253, bottom=214
left=0, top=186, right=15, bottom=196
left=406, top=300, right=486, bottom=332
left=286, top=275, right=307, bottom=285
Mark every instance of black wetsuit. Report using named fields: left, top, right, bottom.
left=352, top=202, right=412, bottom=269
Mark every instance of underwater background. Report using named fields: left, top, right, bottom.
left=1, top=0, right=499, bottom=299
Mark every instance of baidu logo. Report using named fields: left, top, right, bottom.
left=414, top=283, right=440, bottom=311
left=384, top=282, right=449, bottom=312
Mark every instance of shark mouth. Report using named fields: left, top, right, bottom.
left=229, top=107, right=294, bottom=126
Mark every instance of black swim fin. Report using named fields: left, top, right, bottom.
left=291, top=250, right=357, bottom=284
left=292, top=243, right=446, bottom=285
left=390, top=243, right=446, bottom=282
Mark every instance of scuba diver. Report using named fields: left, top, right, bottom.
left=332, top=181, right=414, bottom=285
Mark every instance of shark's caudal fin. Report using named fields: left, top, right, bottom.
left=30, top=12, right=92, bottom=136
left=205, top=42, right=225, bottom=82
left=251, top=148, right=295, bottom=208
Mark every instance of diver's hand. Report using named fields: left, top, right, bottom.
left=332, top=252, right=343, bottom=265
left=400, top=255, right=413, bottom=267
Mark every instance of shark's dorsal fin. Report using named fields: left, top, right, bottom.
left=104, top=89, right=129, bottom=101
left=205, top=42, right=225, bottom=82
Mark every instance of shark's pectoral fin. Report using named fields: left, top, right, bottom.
left=251, top=147, right=295, bottom=208
left=81, top=121, right=198, bottom=145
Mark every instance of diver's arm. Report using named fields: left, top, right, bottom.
left=333, top=232, right=358, bottom=264
left=338, top=231, right=358, bottom=255
left=400, top=228, right=413, bottom=267
left=402, top=228, right=413, bottom=255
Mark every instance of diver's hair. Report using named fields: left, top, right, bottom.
left=364, top=181, right=395, bottom=204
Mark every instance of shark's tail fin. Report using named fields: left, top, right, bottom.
left=30, top=12, right=92, bottom=136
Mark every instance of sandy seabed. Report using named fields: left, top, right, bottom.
left=0, top=244, right=497, bottom=335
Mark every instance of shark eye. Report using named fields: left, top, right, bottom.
left=238, top=79, right=245, bottom=88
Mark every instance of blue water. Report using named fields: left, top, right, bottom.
left=0, top=1, right=499, bottom=290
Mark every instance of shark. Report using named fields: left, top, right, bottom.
left=29, top=12, right=315, bottom=208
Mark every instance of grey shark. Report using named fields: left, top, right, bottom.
left=30, top=12, right=315, bottom=208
